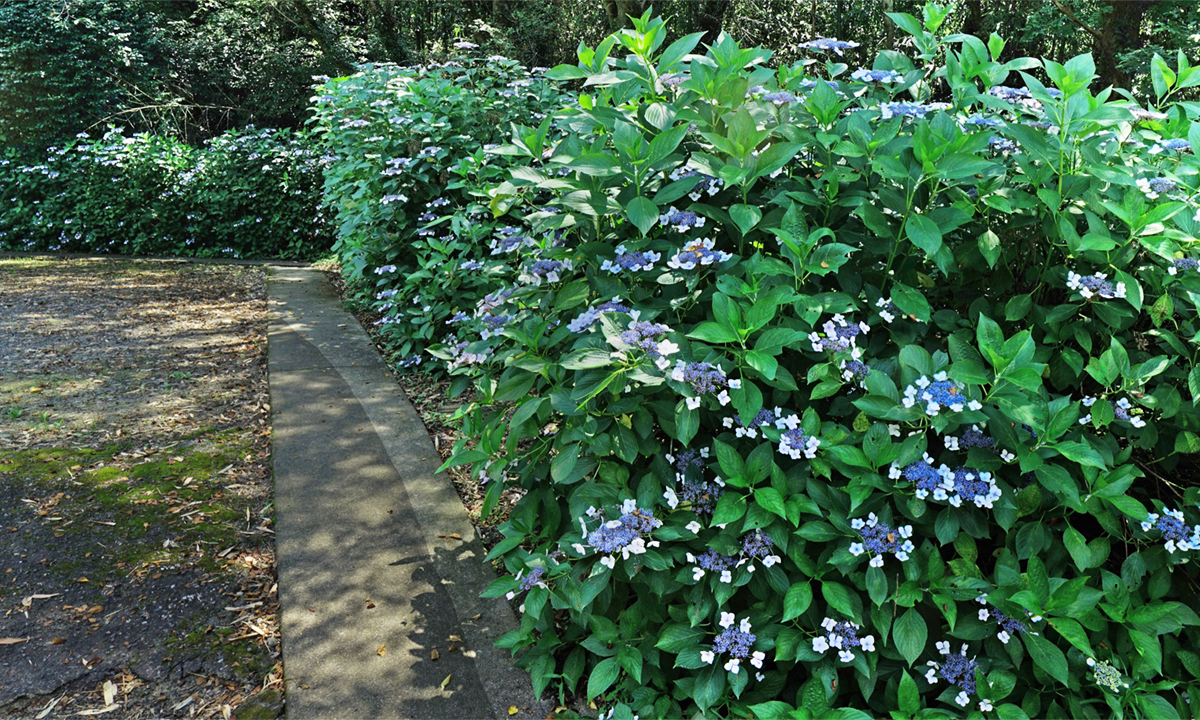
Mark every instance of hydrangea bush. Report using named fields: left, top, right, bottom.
left=0, top=126, right=330, bottom=260
left=309, top=52, right=572, bottom=366
left=330, top=5, right=1200, bottom=717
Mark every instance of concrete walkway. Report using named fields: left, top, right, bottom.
left=267, top=267, right=546, bottom=719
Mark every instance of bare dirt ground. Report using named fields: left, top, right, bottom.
left=0, top=258, right=281, bottom=719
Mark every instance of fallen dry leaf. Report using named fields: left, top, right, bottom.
left=508, top=706, right=518, bottom=715
left=102, top=679, right=117, bottom=706
left=448, top=634, right=461, bottom=642
left=430, top=649, right=439, bottom=661
left=75, top=705, right=120, bottom=716
left=440, top=674, right=451, bottom=691
left=0, top=638, right=29, bottom=645
left=35, top=695, right=64, bottom=719
left=50, top=638, right=66, bottom=645
left=376, top=643, right=386, bottom=657
left=448, top=643, right=457, bottom=652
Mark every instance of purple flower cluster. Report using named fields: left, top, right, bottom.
left=976, top=599, right=1040, bottom=644
left=798, top=38, right=861, bottom=55
left=666, top=238, right=733, bottom=270
left=1137, top=176, right=1178, bottom=199
left=812, top=618, right=875, bottom=663
left=659, top=207, right=707, bottom=232
left=779, top=426, right=820, bottom=460
left=849, top=513, right=914, bottom=566
left=763, top=91, right=797, bottom=105
left=676, top=478, right=724, bottom=515
left=687, top=548, right=738, bottom=582
left=567, top=298, right=637, bottom=332
left=519, top=566, right=546, bottom=592
left=851, top=68, right=903, bottom=83
left=741, top=529, right=775, bottom=559
left=926, top=642, right=981, bottom=708
left=671, top=361, right=736, bottom=408
left=989, top=136, right=1019, bottom=153
left=809, top=314, right=869, bottom=355
left=619, top=321, right=679, bottom=368
left=581, top=500, right=663, bottom=566
left=1150, top=138, right=1191, bottom=154
left=1141, top=507, right=1200, bottom=553
left=490, top=227, right=531, bottom=255
left=601, top=245, right=660, bottom=274
left=1067, top=270, right=1127, bottom=300
left=840, top=358, right=872, bottom=385
left=668, top=168, right=724, bottom=201
left=479, top=313, right=509, bottom=340
left=520, top=258, right=572, bottom=285
left=902, top=372, right=983, bottom=415
left=890, top=455, right=1002, bottom=508
left=701, top=615, right=763, bottom=676
left=722, top=406, right=786, bottom=439
left=879, top=101, right=949, bottom=120
left=1169, top=258, right=1199, bottom=275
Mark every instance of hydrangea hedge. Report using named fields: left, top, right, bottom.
left=0, top=126, right=330, bottom=260
left=310, top=50, right=573, bottom=365
left=333, top=6, right=1200, bottom=718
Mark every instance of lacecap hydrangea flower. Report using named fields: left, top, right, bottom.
left=1141, top=507, right=1200, bottom=553
left=619, top=320, right=679, bottom=370
left=809, top=314, right=869, bottom=355
left=798, top=37, right=860, bottom=55
left=890, top=456, right=1002, bottom=508
left=659, top=207, right=706, bottom=232
left=1149, top=138, right=1191, bottom=154
left=666, top=238, right=732, bottom=270
left=700, top=615, right=763, bottom=676
left=1137, top=176, right=1178, bottom=199
left=567, top=298, right=638, bottom=333
left=851, top=68, right=903, bottom=83
left=1087, top=658, right=1129, bottom=692
left=579, top=499, right=663, bottom=568
left=722, top=406, right=789, bottom=438
left=671, top=360, right=739, bottom=409
left=812, top=618, right=875, bottom=663
left=902, top=372, right=982, bottom=416
left=1168, top=257, right=1199, bottom=275
left=926, top=642, right=985, bottom=709
left=601, top=244, right=660, bottom=274
left=976, top=597, right=1041, bottom=644
left=1067, top=270, right=1126, bottom=299
left=849, top=513, right=914, bottom=566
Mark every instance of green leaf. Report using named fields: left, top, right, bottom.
left=866, top=566, right=888, bottom=607
left=688, top=322, right=739, bottom=343
left=729, top=203, right=762, bottom=235
left=906, top=215, right=943, bottom=255
left=822, top=581, right=860, bottom=624
left=1175, top=431, right=1200, bottom=454
left=978, top=229, right=1002, bottom=268
left=1050, top=441, right=1107, bottom=469
left=783, top=581, right=813, bottom=622
left=898, top=670, right=919, bottom=715
left=754, top=487, right=787, bottom=519
left=893, top=608, right=927, bottom=666
left=624, top=196, right=659, bottom=236
left=747, top=701, right=794, bottom=720
left=587, top=656, right=621, bottom=699
left=562, top=349, right=614, bottom=369
left=891, top=283, right=932, bottom=322
left=1063, top=526, right=1091, bottom=571
left=1049, top=617, right=1094, bottom=657
left=1130, top=629, right=1163, bottom=675
left=1024, top=633, right=1069, bottom=686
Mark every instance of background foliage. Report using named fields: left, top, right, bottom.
left=0, top=127, right=329, bottom=260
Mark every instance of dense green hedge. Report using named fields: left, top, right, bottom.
left=0, top=126, right=331, bottom=260
left=329, top=7, right=1200, bottom=718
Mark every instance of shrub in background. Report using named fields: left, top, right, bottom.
left=310, top=51, right=571, bottom=365
left=408, top=6, right=1200, bottom=719
left=0, top=126, right=330, bottom=260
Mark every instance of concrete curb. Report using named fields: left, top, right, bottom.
left=267, top=268, right=546, bottom=719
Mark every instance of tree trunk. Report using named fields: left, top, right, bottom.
left=1095, top=0, right=1156, bottom=89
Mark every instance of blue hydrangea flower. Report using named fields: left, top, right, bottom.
left=779, top=425, right=820, bottom=460
left=374, top=264, right=398, bottom=274
left=668, top=168, right=724, bottom=201
left=581, top=500, right=663, bottom=567
left=1141, top=507, right=1200, bottom=553
left=763, top=91, right=797, bottom=105
left=989, top=136, right=1019, bottom=153
left=671, top=361, right=735, bottom=408
left=1137, top=176, right=1178, bottom=199
left=567, top=298, right=638, bottom=333
left=902, top=372, right=982, bottom=416
left=397, top=355, right=423, bottom=368
left=1150, top=138, right=1191, bottom=154
left=851, top=68, right=903, bottom=83
left=659, top=207, right=707, bottom=233
left=601, top=245, right=661, bottom=273
left=675, top=478, right=724, bottom=516
left=489, top=227, right=531, bottom=255
left=459, top=259, right=484, bottom=271
left=666, top=238, right=733, bottom=270
left=812, top=618, right=875, bottom=663
left=687, top=548, right=739, bottom=583
left=519, top=258, right=573, bottom=285
left=926, top=642, right=981, bottom=708
left=1169, top=258, right=1199, bottom=275
left=479, top=313, right=509, bottom=340
left=975, top=597, right=1041, bottom=644
left=741, top=529, right=779, bottom=568
left=798, top=38, right=861, bottom=55
left=809, top=314, right=869, bottom=355
left=849, top=513, right=914, bottom=566
left=1066, top=270, right=1127, bottom=299
left=879, top=101, right=950, bottom=119
left=964, top=114, right=1004, bottom=128
left=840, top=358, right=872, bottom=386
left=619, top=321, right=679, bottom=369
left=700, top=615, right=763, bottom=675
left=722, top=406, right=786, bottom=438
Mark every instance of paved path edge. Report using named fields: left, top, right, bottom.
left=267, top=267, right=544, bottom=719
